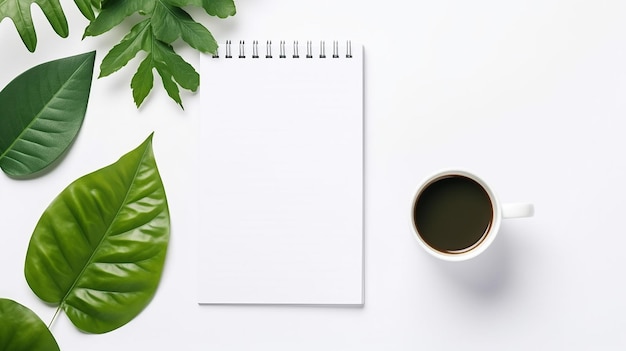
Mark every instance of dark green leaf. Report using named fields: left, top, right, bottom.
left=24, top=134, right=170, bottom=334
left=0, top=0, right=69, bottom=52
left=0, top=299, right=60, bottom=351
left=0, top=51, right=95, bottom=177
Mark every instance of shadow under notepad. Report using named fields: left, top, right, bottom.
left=431, top=223, right=517, bottom=299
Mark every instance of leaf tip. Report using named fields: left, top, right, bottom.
left=134, top=98, right=145, bottom=109
left=24, top=39, right=37, bottom=53
left=85, top=50, right=97, bottom=64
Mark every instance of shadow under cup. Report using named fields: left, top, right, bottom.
left=412, top=174, right=495, bottom=256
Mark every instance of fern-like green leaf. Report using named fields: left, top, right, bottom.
left=99, top=19, right=151, bottom=78
left=87, top=0, right=234, bottom=108
left=0, top=0, right=69, bottom=52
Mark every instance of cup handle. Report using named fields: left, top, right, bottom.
left=502, top=203, right=534, bottom=218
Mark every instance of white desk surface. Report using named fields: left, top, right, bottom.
left=1, top=0, right=625, bottom=349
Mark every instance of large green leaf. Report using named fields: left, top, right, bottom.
left=24, top=134, right=170, bottom=334
left=0, top=298, right=60, bottom=351
left=0, top=51, right=95, bottom=177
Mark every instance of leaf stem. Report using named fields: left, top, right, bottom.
left=48, top=305, right=62, bottom=329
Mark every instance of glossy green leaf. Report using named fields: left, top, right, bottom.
left=0, top=299, right=60, bottom=351
left=0, top=51, right=95, bottom=177
left=24, top=134, right=170, bottom=334
left=0, top=0, right=68, bottom=52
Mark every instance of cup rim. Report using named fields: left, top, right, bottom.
left=410, top=169, right=502, bottom=261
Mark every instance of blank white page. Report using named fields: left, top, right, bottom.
left=197, top=41, right=363, bottom=305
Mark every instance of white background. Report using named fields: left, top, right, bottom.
left=1, top=0, right=626, bottom=349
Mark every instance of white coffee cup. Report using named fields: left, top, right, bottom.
left=410, top=169, right=533, bottom=261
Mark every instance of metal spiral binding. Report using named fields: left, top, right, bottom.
left=252, top=40, right=259, bottom=58
left=225, top=40, right=232, bottom=58
left=239, top=40, right=245, bottom=58
left=266, top=40, right=273, bottom=58
left=218, top=40, right=353, bottom=59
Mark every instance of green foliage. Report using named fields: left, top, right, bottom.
left=0, top=51, right=95, bottom=177
left=90, top=0, right=235, bottom=108
left=0, top=0, right=68, bottom=52
left=0, top=298, right=60, bottom=351
left=0, top=0, right=103, bottom=50
left=0, top=0, right=236, bottom=108
left=24, top=134, right=171, bottom=334
left=100, top=18, right=203, bottom=108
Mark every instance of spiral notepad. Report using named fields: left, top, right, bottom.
left=197, top=40, right=363, bottom=305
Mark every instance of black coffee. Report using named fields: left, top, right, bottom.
left=413, top=175, right=493, bottom=254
